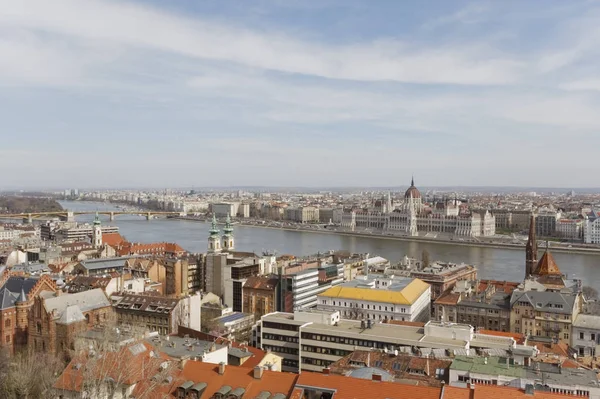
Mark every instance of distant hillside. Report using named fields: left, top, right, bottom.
left=0, top=196, right=63, bottom=214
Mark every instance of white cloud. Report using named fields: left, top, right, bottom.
left=0, top=0, right=524, bottom=85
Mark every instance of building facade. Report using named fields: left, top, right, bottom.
left=28, top=288, right=114, bottom=357
left=316, top=275, right=431, bottom=322
left=571, top=314, right=600, bottom=357
left=340, top=179, right=496, bottom=237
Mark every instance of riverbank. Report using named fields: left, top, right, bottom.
left=169, top=216, right=600, bottom=256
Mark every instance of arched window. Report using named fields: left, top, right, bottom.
left=85, top=314, right=90, bottom=324
left=4, top=319, right=11, bottom=328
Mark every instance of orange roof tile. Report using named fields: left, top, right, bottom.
left=295, top=372, right=440, bottom=399
left=102, top=232, right=127, bottom=247
left=534, top=251, right=562, bottom=276
left=178, top=361, right=297, bottom=398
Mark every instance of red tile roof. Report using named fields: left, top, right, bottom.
left=102, top=232, right=126, bottom=247
left=295, top=372, right=440, bottom=399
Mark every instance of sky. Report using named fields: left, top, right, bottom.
left=1, top=0, right=600, bottom=189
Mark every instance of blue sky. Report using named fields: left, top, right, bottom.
left=1, top=0, right=600, bottom=189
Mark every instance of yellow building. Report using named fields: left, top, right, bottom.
left=316, top=276, right=431, bottom=322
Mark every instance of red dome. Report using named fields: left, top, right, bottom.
left=405, top=177, right=421, bottom=199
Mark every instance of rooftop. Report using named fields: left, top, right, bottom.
left=319, top=277, right=430, bottom=305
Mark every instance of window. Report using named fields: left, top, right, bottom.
left=563, top=333, right=569, bottom=340
left=5, top=335, right=10, bottom=343
left=4, top=319, right=10, bottom=328
left=580, top=332, right=585, bottom=340
left=592, top=333, right=596, bottom=341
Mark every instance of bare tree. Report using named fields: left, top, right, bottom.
left=346, top=302, right=366, bottom=320
left=583, top=286, right=599, bottom=301
left=59, top=324, right=177, bottom=399
left=0, top=350, right=64, bottom=399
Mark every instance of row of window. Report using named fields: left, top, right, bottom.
left=301, top=345, right=351, bottom=357
left=263, top=344, right=298, bottom=355
left=324, top=300, right=405, bottom=313
left=263, top=333, right=298, bottom=343
left=301, top=332, right=389, bottom=349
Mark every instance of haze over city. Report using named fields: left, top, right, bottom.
left=2, top=0, right=600, bottom=188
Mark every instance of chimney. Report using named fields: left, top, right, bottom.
left=322, top=368, right=330, bottom=375
left=525, top=384, right=535, bottom=396
left=253, top=366, right=263, bottom=379
left=218, top=362, right=225, bottom=375
left=372, top=373, right=382, bottom=382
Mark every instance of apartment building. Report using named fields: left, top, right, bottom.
left=510, top=289, right=583, bottom=343
left=111, top=292, right=201, bottom=335
left=571, top=313, right=600, bottom=357
left=279, top=263, right=344, bottom=312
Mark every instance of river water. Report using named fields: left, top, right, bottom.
left=59, top=201, right=600, bottom=289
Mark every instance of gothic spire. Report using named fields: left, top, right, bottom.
left=411, top=175, right=414, bottom=187
left=525, top=214, right=538, bottom=277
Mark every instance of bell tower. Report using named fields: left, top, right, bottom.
left=222, top=214, right=235, bottom=252
left=525, top=214, right=538, bottom=278
left=208, top=215, right=221, bottom=253
left=92, top=212, right=102, bottom=249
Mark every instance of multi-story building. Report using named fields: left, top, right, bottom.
left=285, top=206, right=320, bottom=223
left=584, top=210, right=600, bottom=244
left=72, top=257, right=135, bottom=276
left=53, top=223, right=119, bottom=243
left=279, top=262, right=344, bottom=312
left=434, top=280, right=518, bottom=332
left=340, top=179, right=496, bottom=237
left=536, top=211, right=560, bottom=237
left=243, top=275, right=279, bottom=320
left=29, top=288, right=114, bottom=356
left=111, top=292, right=201, bottom=335
left=399, top=261, right=477, bottom=300
left=449, top=356, right=600, bottom=398
left=0, top=274, right=58, bottom=354
left=162, top=256, right=202, bottom=297
left=223, top=258, right=260, bottom=312
left=254, top=310, right=532, bottom=373
left=555, top=218, right=584, bottom=241
left=571, top=313, right=600, bottom=357
left=212, top=202, right=239, bottom=217
left=316, top=275, right=431, bottom=322
left=510, top=287, right=583, bottom=343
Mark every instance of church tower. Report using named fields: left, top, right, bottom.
left=208, top=215, right=221, bottom=253
left=92, top=212, right=102, bottom=249
left=222, top=214, right=235, bottom=252
left=525, top=214, right=538, bottom=278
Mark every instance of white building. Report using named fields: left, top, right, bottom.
left=340, top=179, right=496, bottom=237
left=571, top=314, right=600, bottom=357
left=316, top=275, right=431, bottom=322
left=584, top=210, right=600, bottom=244
left=254, top=310, right=532, bottom=373
left=556, top=218, right=584, bottom=241
left=449, top=355, right=600, bottom=398
left=212, top=202, right=239, bottom=217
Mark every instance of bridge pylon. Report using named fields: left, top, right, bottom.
left=109, top=212, right=115, bottom=222
left=146, top=212, right=152, bottom=221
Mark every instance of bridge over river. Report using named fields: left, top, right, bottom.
left=0, top=210, right=187, bottom=223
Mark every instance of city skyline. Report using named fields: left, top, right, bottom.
left=2, top=0, right=600, bottom=188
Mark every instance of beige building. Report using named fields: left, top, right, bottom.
left=285, top=206, right=320, bottom=223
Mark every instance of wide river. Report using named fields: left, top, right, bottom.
left=59, top=201, right=600, bottom=289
